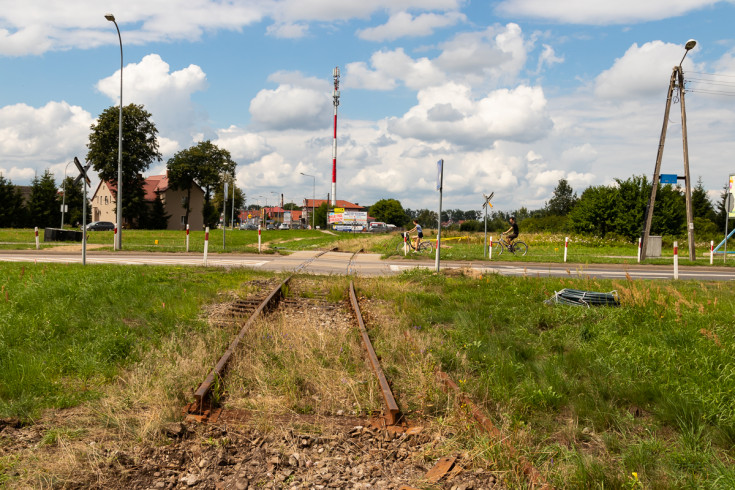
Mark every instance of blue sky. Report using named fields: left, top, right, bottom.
left=1, top=0, right=735, bottom=212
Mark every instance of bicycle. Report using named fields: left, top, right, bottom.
left=492, top=233, right=528, bottom=256
left=394, top=232, right=434, bottom=255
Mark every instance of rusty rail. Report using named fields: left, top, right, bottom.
left=348, top=280, right=402, bottom=426
left=190, top=276, right=291, bottom=414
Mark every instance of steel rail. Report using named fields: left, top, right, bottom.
left=348, top=280, right=402, bottom=426
left=191, top=275, right=292, bottom=414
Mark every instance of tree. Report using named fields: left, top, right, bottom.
left=369, top=199, right=407, bottom=226
left=166, top=140, right=236, bottom=227
left=0, top=176, right=27, bottom=228
left=692, top=177, right=716, bottom=222
left=142, top=196, right=171, bottom=229
left=611, top=175, right=650, bottom=241
left=313, top=202, right=329, bottom=229
left=60, top=176, right=90, bottom=227
left=715, top=183, right=730, bottom=231
left=569, top=185, right=619, bottom=236
left=87, top=104, right=162, bottom=227
left=28, top=170, right=60, bottom=228
left=546, top=179, right=577, bottom=216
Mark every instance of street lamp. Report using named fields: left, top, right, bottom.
left=300, top=172, right=315, bottom=230
left=60, top=160, right=74, bottom=228
left=680, top=39, right=697, bottom=66
left=105, top=13, right=123, bottom=250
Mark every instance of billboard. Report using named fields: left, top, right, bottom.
left=328, top=211, right=368, bottom=225
left=730, top=174, right=735, bottom=218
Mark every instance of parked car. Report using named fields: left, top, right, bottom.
left=278, top=223, right=289, bottom=230
left=239, top=223, right=258, bottom=230
left=266, top=224, right=276, bottom=230
left=85, top=221, right=115, bottom=231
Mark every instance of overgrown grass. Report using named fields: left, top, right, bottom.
left=358, top=270, right=735, bottom=488
left=0, top=262, right=270, bottom=420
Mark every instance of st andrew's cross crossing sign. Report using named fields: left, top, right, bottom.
left=73, top=157, right=91, bottom=187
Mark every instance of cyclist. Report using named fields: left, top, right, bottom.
left=407, top=220, right=423, bottom=250
left=503, top=216, right=519, bottom=249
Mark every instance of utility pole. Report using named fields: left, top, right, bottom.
left=641, top=39, right=697, bottom=261
left=331, top=66, right=340, bottom=207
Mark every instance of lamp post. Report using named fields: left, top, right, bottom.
left=640, top=39, right=697, bottom=261
left=105, top=13, right=123, bottom=250
left=61, top=160, right=74, bottom=228
left=300, top=172, right=315, bottom=229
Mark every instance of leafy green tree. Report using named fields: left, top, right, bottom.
left=59, top=177, right=90, bottom=227
left=0, top=176, right=27, bottom=228
left=213, top=180, right=245, bottom=227
left=546, top=179, right=577, bottom=216
left=314, top=202, right=329, bottom=229
left=87, top=104, right=162, bottom=227
left=569, top=185, right=619, bottom=236
left=141, top=196, right=170, bottom=229
left=415, top=209, right=437, bottom=228
left=166, top=141, right=236, bottom=227
left=651, top=184, right=685, bottom=237
left=611, top=175, right=650, bottom=240
left=369, top=199, right=407, bottom=226
left=692, top=177, right=716, bottom=222
left=714, top=183, right=730, bottom=231
left=28, top=170, right=61, bottom=228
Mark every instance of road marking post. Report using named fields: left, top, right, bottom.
left=204, top=227, right=209, bottom=266
left=564, top=236, right=569, bottom=263
left=114, top=223, right=118, bottom=248
left=489, top=236, right=493, bottom=259
left=186, top=224, right=190, bottom=252
left=35, top=227, right=39, bottom=250
left=258, top=225, right=262, bottom=253
left=637, top=237, right=642, bottom=263
left=674, top=241, right=679, bottom=280
left=710, top=240, right=714, bottom=265
left=403, top=232, right=407, bottom=256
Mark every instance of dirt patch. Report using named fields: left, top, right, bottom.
left=45, top=243, right=107, bottom=252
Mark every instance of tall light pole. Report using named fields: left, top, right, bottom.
left=300, top=172, right=315, bottom=229
left=641, top=39, right=697, bottom=261
left=61, top=160, right=74, bottom=228
left=105, top=14, right=123, bottom=250
left=331, top=67, right=340, bottom=207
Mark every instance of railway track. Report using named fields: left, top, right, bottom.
left=182, top=270, right=548, bottom=488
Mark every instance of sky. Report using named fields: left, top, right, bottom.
left=1, top=0, right=735, bottom=213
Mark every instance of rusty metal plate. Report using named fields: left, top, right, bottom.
left=425, top=456, right=456, bottom=483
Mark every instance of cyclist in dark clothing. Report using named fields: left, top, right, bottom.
left=503, top=216, right=519, bottom=247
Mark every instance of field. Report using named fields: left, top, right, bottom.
left=1, top=262, right=734, bottom=487
left=1, top=228, right=732, bottom=268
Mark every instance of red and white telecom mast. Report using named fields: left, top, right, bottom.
left=331, top=66, right=340, bottom=206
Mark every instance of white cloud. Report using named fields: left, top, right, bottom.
left=387, top=82, right=553, bottom=148
left=356, top=11, right=465, bottom=41
left=594, top=41, right=698, bottom=99
left=214, top=126, right=273, bottom=162
left=0, top=101, right=94, bottom=183
left=345, top=47, right=447, bottom=91
left=97, top=54, right=208, bottom=144
left=249, top=74, right=332, bottom=131
left=266, top=22, right=309, bottom=39
left=536, top=44, right=564, bottom=73
left=495, top=0, right=720, bottom=24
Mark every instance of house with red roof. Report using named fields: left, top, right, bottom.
left=90, top=174, right=205, bottom=230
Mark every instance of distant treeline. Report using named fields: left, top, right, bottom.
left=366, top=176, right=729, bottom=242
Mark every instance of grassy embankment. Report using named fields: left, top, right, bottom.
left=1, top=262, right=734, bottom=487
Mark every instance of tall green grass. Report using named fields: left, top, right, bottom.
left=375, top=270, right=735, bottom=487
left=0, top=262, right=267, bottom=420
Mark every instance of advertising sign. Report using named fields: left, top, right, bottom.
left=284, top=211, right=292, bottom=224
left=729, top=174, right=735, bottom=218
left=328, top=212, right=343, bottom=224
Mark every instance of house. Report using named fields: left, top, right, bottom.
left=90, top=174, right=205, bottom=230
left=300, top=199, right=364, bottom=225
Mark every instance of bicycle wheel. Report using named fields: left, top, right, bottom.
left=491, top=241, right=504, bottom=256
left=511, top=241, right=528, bottom=256
left=418, top=241, right=434, bottom=254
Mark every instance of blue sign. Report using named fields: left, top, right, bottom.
left=660, top=174, right=679, bottom=184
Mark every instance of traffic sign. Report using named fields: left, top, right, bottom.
left=659, top=174, right=678, bottom=184
left=73, top=157, right=91, bottom=186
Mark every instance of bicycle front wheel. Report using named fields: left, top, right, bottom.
left=512, top=241, right=528, bottom=256
left=491, top=241, right=503, bottom=256
left=418, top=241, right=434, bottom=254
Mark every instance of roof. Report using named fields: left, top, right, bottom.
left=302, top=199, right=364, bottom=210
left=143, top=175, right=170, bottom=201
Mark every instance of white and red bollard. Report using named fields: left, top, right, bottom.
left=203, top=226, right=210, bottom=266
left=114, top=223, right=118, bottom=249
left=186, top=224, right=190, bottom=252
left=489, top=236, right=493, bottom=259
left=637, top=237, right=642, bottom=263
left=258, top=225, right=262, bottom=253
left=403, top=232, right=408, bottom=255
left=564, top=236, right=569, bottom=263
left=35, top=227, right=39, bottom=250
left=673, top=241, right=679, bottom=280
left=710, top=240, right=714, bottom=265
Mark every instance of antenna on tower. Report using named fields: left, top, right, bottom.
left=331, top=66, right=340, bottom=207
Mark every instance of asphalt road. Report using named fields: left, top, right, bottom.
left=0, top=249, right=733, bottom=281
